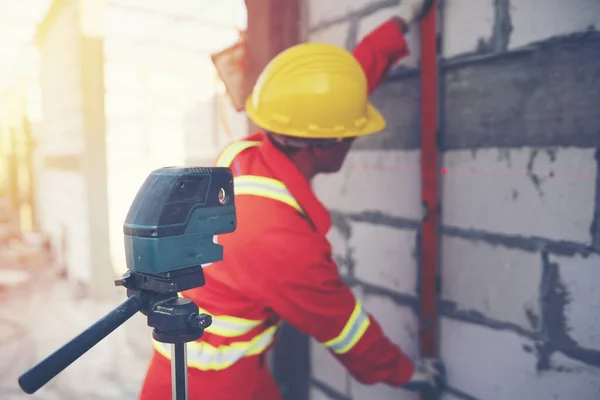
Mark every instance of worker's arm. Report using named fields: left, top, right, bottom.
left=352, top=19, right=409, bottom=95
left=352, top=0, right=433, bottom=94
left=241, top=226, right=415, bottom=387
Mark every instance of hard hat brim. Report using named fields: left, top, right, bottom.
left=245, top=97, right=387, bottom=140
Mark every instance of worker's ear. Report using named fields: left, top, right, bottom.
left=310, top=139, right=355, bottom=174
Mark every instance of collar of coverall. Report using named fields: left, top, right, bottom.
left=267, top=131, right=344, bottom=148
left=251, top=131, right=333, bottom=236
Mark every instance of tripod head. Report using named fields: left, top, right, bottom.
left=18, top=166, right=236, bottom=395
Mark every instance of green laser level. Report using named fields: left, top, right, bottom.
left=123, top=166, right=236, bottom=274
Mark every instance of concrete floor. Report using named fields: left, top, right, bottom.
left=0, top=240, right=153, bottom=400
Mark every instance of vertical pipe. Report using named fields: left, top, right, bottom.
left=419, top=0, right=441, bottom=389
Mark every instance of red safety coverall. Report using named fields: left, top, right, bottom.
left=140, top=19, right=413, bottom=400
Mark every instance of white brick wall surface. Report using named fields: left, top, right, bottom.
left=327, top=224, right=351, bottom=276
left=38, top=170, right=91, bottom=283
left=552, top=253, right=600, bottom=350
left=307, top=0, right=375, bottom=29
left=38, top=3, right=83, bottom=156
left=306, top=0, right=600, bottom=398
left=509, top=0, right=600, bottom=50
left=350, top=221, right=417, bottom=296
left=442, top=0, right=495, bottom=58
left=309, top=21, right=351, bottom=48
left=441, top=393, right=469, bottom=400
left=442, top=0, right=600, bottom=57
left=441, top=236, right=542, bottom=328
left=36, top=2, right=92, bottom=284
left=314, top=150, right=421, bottom=219
left=350, top=295, right=419, bottom=399
left=440, top=318, right=600, bottom=400
left=309, top=387, right=338, bottom=400
left=362, top=295, right=419, bottom=360
left=442, top=148, right=597, bottom=243
left=310, top=339, right=349, bottom=395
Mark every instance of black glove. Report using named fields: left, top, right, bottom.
left=402, top=358, right=446, bottom=394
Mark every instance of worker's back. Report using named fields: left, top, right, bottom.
left=183, top=136, right=323, bottom=350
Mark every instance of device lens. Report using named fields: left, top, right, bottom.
left=218, top=188, right=229, bottom=205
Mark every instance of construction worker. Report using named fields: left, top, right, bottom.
left=139, top=0, right=445, bottom=398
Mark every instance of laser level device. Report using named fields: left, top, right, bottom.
left=18, top=166, right=236, bottom=400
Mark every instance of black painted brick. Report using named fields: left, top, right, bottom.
left=354, top=31, right=600, bottom=151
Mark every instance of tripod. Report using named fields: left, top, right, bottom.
left=18, top=266, right=211, bottom=400
left=18, top=165, right=236, bottom=399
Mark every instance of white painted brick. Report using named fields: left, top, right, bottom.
left=363, top=295, right=420, bottom=362
left=509, top=0, right=600, bottom=50
left=309, top=387, right=337, bottom=400
left=552, top=253, right=600, bottom=350
left=441, top=236, right=542, bottom=328
left=309, top=20, right=351, bottom=49
left=441, top=393, right=465, bottom=400
left=327, top=225, right=351, bottom=276
left=442, top=148, right=597, bottom=243
left=308, top=0, right=372, bottom=29
left=440, top=318, right=600, bottom=399
left=314, top=150, right=421, bottom=219
left=356, top=6, right=421, bottom=68
left=350, top=379, right=418, bottom=400
left=350, top=221, right=417, bottom=296
left=442, top=0, right=495, bottom=57
left=37, top=170, right=92, bottom=283
left=351, top=285, right=367, bottom=303
left=39, top=2, right=84, bottom=156
left=310, top=338, right=350, bottom=395
left=350, top=295, right=419, bottom=399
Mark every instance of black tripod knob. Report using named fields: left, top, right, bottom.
left=190, top=313, right=212, bottom=330
left=150, top=296, right=212, bottom=344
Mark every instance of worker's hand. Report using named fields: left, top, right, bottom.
left=402, top=358, right=446, bottom=394
left=395, top=0, right=434, bottom=25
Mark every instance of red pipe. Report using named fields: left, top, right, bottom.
left=419, top=0, right=440, bottom=372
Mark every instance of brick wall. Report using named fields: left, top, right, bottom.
left=35, top=0, right=113, bottom=297
left=36, top=1, right=91, bottom=284
left=306, top=0, right=600, bottom=399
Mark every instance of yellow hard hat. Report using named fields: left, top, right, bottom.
left=245, top=42, right=386, bottom=140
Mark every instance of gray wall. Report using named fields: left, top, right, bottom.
left=306, top=1, right=600, bottom=399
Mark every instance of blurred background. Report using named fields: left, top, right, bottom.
left=0, top=0, right=599, bottom=400
left=0, top=1, right=248, bottom=399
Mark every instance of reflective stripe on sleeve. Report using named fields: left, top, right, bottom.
left=152, top=323, right=280, bottom=371
left=177, top=293, right=263, bottom=338
left=199, top=307, right=263, bottom=337
left=234, top=175, right=303, bottom=214
left=215, top=141, right=261, bottom=168
left=323, top=300, right=371, bottom=354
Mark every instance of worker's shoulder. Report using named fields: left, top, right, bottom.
left=227, top=196, right=319, bottom=244
left=235, top=194, right=310, bottom=230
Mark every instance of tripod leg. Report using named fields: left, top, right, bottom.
left=171, top=343, right=188, bottom=400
